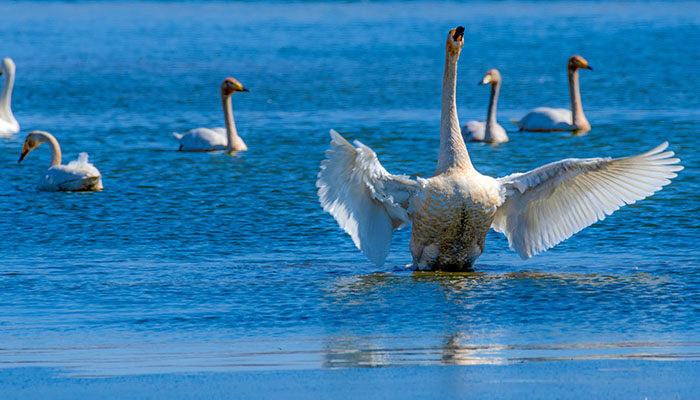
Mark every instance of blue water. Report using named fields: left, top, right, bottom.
left=0, top=1, right=698, bottom=377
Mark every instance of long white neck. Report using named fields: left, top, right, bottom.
left=37, top=132, right=62, bottom=167
left=221, top=93, right=238, bottom=151
left=0, top=67, right=15, bottom=122
left=436, top=52, right=471, bottom=175
left=568, top=68, right=589, bottom=130
left=484, top=80, right=500, bottom=141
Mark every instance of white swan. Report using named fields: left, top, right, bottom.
left=173, top=77, right=249, bottom=152
left=515, top=55, right=592, bottom=133
left=317, top=27, right=682, bottom=270
left=0, top=57, right=19, bottom=136
left=462, top=69, right=508, bottom=143
left=18, top=131, right=103, bottom=191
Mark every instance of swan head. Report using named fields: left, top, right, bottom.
left=221, top=77, right=249, bottom=96
left=478, top=69, right=501, bottom=85
left=18, top=130, right=47, bottom=163
left=446, top=26, right=465, bottom=56
left=568, top=55, right=592, bottom=71
left=0, top=57, right=15, bottom=77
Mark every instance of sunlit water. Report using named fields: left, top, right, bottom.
left=0, top=1, right=698, bottom=376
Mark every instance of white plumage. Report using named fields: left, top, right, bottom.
left=19, top=131, right=103, bottom=192
left=515, top=107, right=572, bottom=132
left=463, top=120, right=508, bottom=143
left=0, top=57, right=19, bottom=136
left=39, top=153, right=103, bottom=192
left=317, top=28, right=682, bottom=269
left=492, top=142, right=682, bottom=259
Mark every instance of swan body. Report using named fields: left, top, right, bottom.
left=174, top=77, right=248, bottom=152
left=462, top=69, right=508, bottom=143
left=19, top=131, right=103, bottom=192
left=515, top=55, right=592, bottom=132
left=0, top=57, right=19, bottom=136
left=515, top=107, right=572, bottom=131
left=463, top=121, right=507, bottom=143
left=317, top=28, right=682, bottom=270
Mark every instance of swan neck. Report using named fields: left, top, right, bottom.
left=222, top=93, right=237, bottom=150
left=0, top=67, right=15, bottom=121
left=485, top=80, right=500, bottom=140
left=568, top=68, right=588, bottom=129
left=436, top=53, right=471, bottom=174
left=38, top=132, right=62, bottom=167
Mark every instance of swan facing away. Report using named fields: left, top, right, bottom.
left=462, top=69, right=508, bottom=143
left=317, top=27, right=682, bottom=270
left=18, top=131, right=103, bottom=192
left=515, top=55, right=592, bottom=133
left=0, top=57, right=19, bottom=136
left=174, top=77, right=249, bottom=152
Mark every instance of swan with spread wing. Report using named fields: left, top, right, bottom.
left=317, top=27, right=682, bottom=270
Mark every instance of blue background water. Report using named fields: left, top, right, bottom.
left=0, top=1, right=698, bottom=376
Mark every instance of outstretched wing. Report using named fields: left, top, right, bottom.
left=493, top=142, right=683, bottom=259
left=317, top=129, right=419, bottom=266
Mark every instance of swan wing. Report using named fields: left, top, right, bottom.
left=493, top=142, right=683, bottom=259
left=317, top=129, right=419, bottom=266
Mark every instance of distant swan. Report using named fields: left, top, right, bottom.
left=462, top=69, right=508, bottom=143
left=0, top=57, right=19, bottom=136
left=515, top=55, right=592, bottom=133
left=317, top=27, right=682, bottom=270
left=174, top=77, right=249, bottom=152
left=18, top=131, right=103, bottom=191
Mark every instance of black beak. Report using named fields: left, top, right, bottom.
left=478, top=80, right=485, bottom=85
left=453, top=26, right=465, bottom=41
left=18, top=149, right=28, bottom=163
left=586, top=65, right=593, bottom=70
left=242, top=88, right=250, bottom=92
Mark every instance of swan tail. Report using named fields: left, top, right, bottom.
left=172, top=132, right=184, bottom=140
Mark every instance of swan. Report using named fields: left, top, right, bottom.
left=0, top=57, right=19, bottom=136
left=462, top=69, right=508, bottom=143
left=173, top=77, right=249, bottom=152
left=18, top=131, right=103, bottom=191
left=514, top=55, right=592, bottom=133
left=317, top=27, right=682, bottom=270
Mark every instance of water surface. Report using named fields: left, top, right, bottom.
left=0, top=1, right=698, bottom=377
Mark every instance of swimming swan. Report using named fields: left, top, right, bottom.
left=317, top=27, right=682, bottom=270
left=173, top=77, right=249, bottom=152
left=515, top=55, right=592, bottom=133
left=0, top=57, right=19, bottom=136
left=462, top=69, right=508, bottom=143
left=18, top=131, right=103, bottom=191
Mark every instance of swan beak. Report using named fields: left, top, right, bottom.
left=0, top=70, right=3, bottom=76
left=453, top=26, right=465, bottom=41
left=18, top=148, right=28, bottom=163
left=586, top=65, right=593, bottom=70
left=242, top=87, right=249, bottom=92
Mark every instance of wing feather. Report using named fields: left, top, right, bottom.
left=317, top=130, right=418, bottom=266
left=493, top=142, right=683, bottom=259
